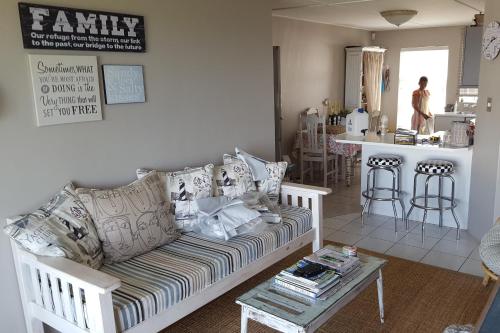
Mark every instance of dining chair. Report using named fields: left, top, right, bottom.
left=299, top=108, right=338, bottom=188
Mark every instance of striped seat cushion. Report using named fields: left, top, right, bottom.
left=100, top=205, right=312, bottom=332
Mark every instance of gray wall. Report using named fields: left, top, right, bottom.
left=469, top=0, right=500, bottom=240
left=272, top=17, right=370, bottom=155
left=0, top=1, right=274, bottom=332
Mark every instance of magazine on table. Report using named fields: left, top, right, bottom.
left=304, top=247, right=359, bottom=273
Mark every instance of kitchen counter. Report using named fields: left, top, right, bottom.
left=336, top=133, right=472, bottom=152
left=434, top=113, right=476, bottom=118
left=337, top=133, right=473, bottom=229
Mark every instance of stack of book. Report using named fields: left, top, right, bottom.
left=304, top=247, right=360, bottom=277
left=272, top=248, right=361, bottom=300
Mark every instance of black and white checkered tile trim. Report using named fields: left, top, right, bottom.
left=367, top=155, right=402, bottom=167
left=416, top=160, right=454, bottom=174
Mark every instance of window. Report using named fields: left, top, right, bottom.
left=397, top=47, right=449, bottom=129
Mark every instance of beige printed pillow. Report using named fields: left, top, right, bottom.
left=137, top=164, right=214, bottom=231
left=256, top=161, right=287, bottom=198
left=76, top=171, right=179, bottom=264
left=4, top=183, right=104, bottom=269
left=222, top=154, right=286, bottom=199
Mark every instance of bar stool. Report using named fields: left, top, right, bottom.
left=406, top=159, right=460, bottom=242
left=362, top=154, right=406, bottom=231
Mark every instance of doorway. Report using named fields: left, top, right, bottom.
left=397, top=47, right=449, bottom=129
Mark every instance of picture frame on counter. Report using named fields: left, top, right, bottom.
left=102, top=65, right=146, bottom=104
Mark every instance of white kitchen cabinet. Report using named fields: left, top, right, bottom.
left=345, top=47, right=364, bottom=110
left=344, top=46, right=385, bottom=110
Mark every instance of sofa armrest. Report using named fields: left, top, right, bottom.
left=281, top=182, right=332, bottom=196
left=36, top=256, right=120, bottom=294
left=12, top=244, right=119, bottom=332
left=280, top=182, right=331, bottom=251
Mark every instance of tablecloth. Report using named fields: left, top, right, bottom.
left=292, top=131, right=361, bottom=186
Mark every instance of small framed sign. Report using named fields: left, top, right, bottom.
left=28, top=54, right=102, bottom=126
left=102, top=65, right=146, bottom=104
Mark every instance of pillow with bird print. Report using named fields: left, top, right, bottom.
left=137, top=164, right=214, bottom=232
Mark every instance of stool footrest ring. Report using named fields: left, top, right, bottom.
left=409, top=195, right=457, bottom=211
left=362, top=187, right=404, bottom=202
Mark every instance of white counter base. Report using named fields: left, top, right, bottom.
left=336, top=134, right=473, bottom=229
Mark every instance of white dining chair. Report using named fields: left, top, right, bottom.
left=299, top=108, right=338, bottom=188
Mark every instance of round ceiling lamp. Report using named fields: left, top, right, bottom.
left=380, top=10, right=418, bottom=27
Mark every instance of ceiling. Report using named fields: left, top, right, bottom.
left=271, top=0, right=485, bottom=31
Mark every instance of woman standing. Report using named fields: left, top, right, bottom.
left=411, top=76, right=434, bottom=134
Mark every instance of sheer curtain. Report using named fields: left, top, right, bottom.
left=363, top=51, right=384, bottom=131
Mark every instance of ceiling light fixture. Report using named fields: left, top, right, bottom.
left=380, top=10, right=418, bottom=27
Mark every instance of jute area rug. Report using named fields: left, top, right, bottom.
left=162, top=241, right=492, bottom=333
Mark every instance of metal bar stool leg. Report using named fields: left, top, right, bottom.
left=422, top=175, right=433, bottom=243
left=368, top=168, right=376, bottom=215
left=390, top=169, right=399, bottom=232
left=406, top=172, right=419, bottom=222
left=361, top=168, right=374, bottom=226
left=438, top=175, right=444, bottom=228
left=449, top=175, right=461, bottom=240
left=397, top=166, right=407, bottom=230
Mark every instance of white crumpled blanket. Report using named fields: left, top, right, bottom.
left=193, top=196, right=266, bottom=241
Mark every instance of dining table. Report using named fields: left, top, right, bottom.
left=292, top=127, right=361, bottom=186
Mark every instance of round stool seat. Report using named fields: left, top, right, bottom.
left=416, top=160, right=454, bottom=175
left=367, top=154, right=402, bottom=168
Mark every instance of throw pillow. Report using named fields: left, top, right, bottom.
left=223, top=154, right=287, bottom=199
left=4, top=183, right=104, bottom=269
left=256, top=161, right=287, bottom=198
left=136, top=164, right=214, bottom=231
left=76, top=171, right=179, bottom=264
left=214, top=158, right=256, bottom=199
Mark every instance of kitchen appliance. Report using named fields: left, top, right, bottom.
left=346, top=108, right=369, bottom=136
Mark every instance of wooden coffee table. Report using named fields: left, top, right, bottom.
left=236, top=245, right=387, bottom=333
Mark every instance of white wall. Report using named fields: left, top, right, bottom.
left=272, top=17, right=370, bottom=155
left=469, top=0, right=500, bottom=240
left=0, top=1, right=274, bottom=332
left=374, top=26, right=464, bottom=131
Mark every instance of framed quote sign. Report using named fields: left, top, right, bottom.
left=28, top=54, right=102, bottom=127
left=102, top=65, right=145, bottom=104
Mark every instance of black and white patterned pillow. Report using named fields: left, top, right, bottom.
left=222, top=154, right=286, bottom=201
left=137, top=165, right=214, bottom=231
left=214, top=158, right=256, bottom=199
left=4, top=183, right=104, bottom=269
left=77, top=172, right=179, bottom=264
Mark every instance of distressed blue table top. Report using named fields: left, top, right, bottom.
left=236, top=245, right=387, bottom=327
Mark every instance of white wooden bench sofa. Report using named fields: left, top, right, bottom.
left=10, top=182, right=331, bottom=333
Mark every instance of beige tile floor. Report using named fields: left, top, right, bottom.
left=315, top=165, right=483, bottom=277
